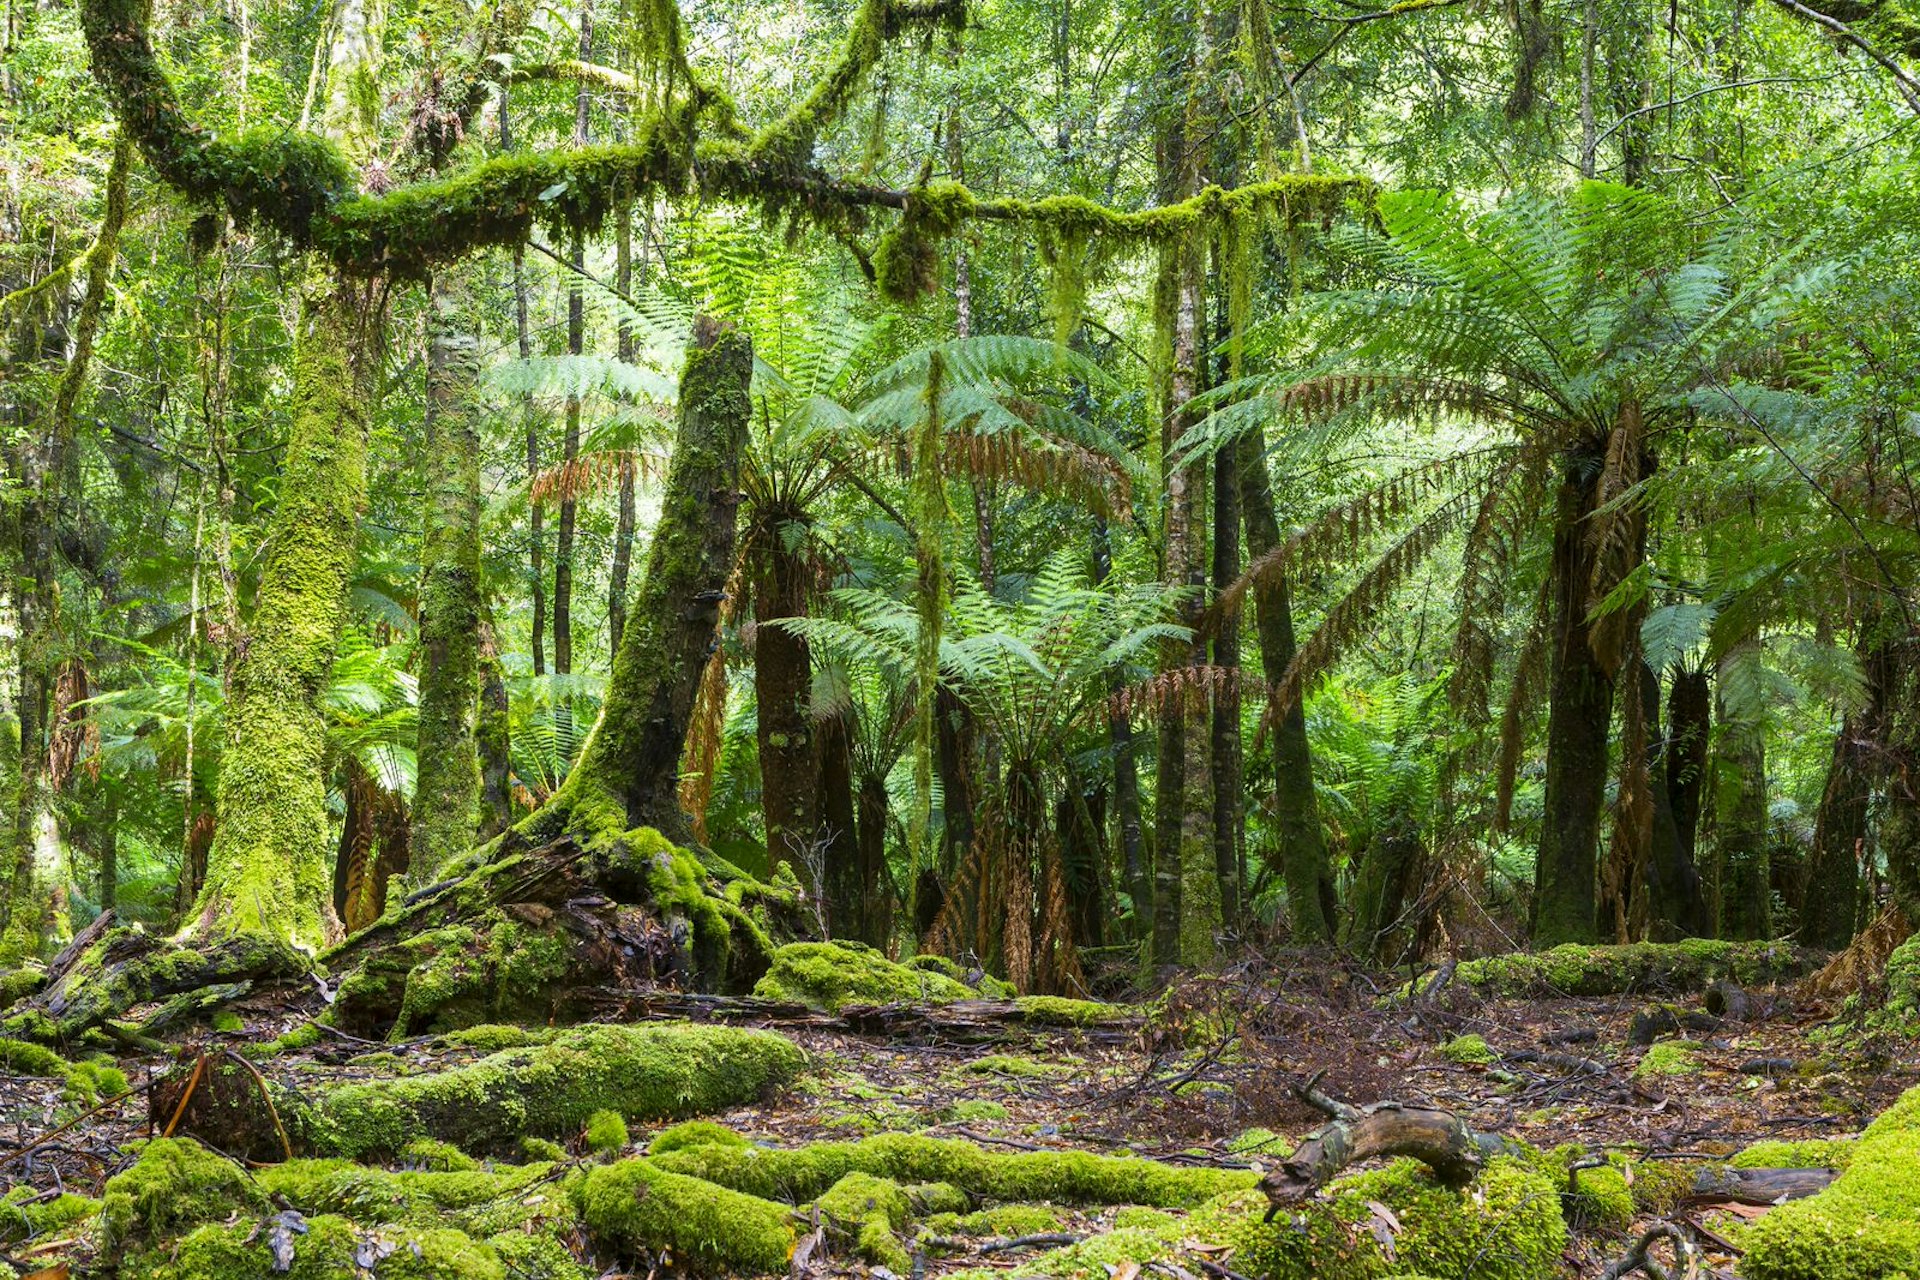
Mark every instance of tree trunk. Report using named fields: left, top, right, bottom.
left=1640, top=661, right=1709, bottom=937
left=534, top=316, right=750, bottom=843
left=515, top=247, right=547, bottom=678
left=755, top=532, right=816, bottom=876
left=553, top=0, right=592, bottom=680
left=1802, top=636, right=1885, bottom=948
left=818, top=706, right=861, bottom=937
left=1666, top=666, right=1710, bottom=861
left=1094, top=518, right=1150, bottom=939
left=186, top=278, right=369, bottom=947
left=408, top=277, right=484, bottom=885
left=1533, top=446, right=1613, bottom=945
left=1240, top=428, right=1336, bottom=941
left=476, top=622, right=514, bottom=839
left=857, top=772, right=893, bottom=946
left=609, top=203, right=641, bottom=656
left=1211, top=402, right=1243, bottom=931
left=1715, top=638, right=1771, bottom=940
left=935, top=684, right=976, bottom=877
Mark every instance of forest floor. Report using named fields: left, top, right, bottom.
left=0, top=951, right=1908, bottom=1278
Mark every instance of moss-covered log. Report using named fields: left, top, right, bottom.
left=1405, top=939, right=1816, bottom=998
left=152, top=1022, right=805, bottom=1160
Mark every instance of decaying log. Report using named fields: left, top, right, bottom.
left=1687, top=1164, right=1836, bottom=1204
left=582, top=989, right=1146, bottom=1044
left=1260, top=1086, right=1509, bottom=1214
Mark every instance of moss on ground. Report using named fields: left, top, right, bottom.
left=647, top=1130, right=1256, bottom=1206
left=0, top=1185, right=99, bottom=1244
left=960, top=1054, right=1065, bottom=1078
left=925, top=1203, right=1066, bottom=1238
left=101, top=1138, right=268, bottom=1249
left=1436, top=940, right=1811, bottom=998
left=1634, top=1040, right=1703, bottom=1078
left=814, top=1172, right=912, bottom=1270
left=1730, top=1137, right=1854, bottom=1170
left=1438, top=1033, right=1496, bottom=1065
left=1737, top=1083, right=1920, bottom=1279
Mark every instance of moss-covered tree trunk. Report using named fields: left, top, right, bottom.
left=1240, top=427, right=1336, bottom=942
left=609, top=203, right=641, bottom=655
left=1533, top=445, right=1613, bottom=945
left=187, top=279, right=369, bottom=947
left=1210, top=396, right=1243, bottom=932
left=535, top=316, right=750, bottom=843
left=408, top=279, right=484, bottom=884
left=755, top=529, right=817, bottom=876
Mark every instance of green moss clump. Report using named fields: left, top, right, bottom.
left=167, top=1214, right=507, bottom=1279
left=1213, top=1155, right=1566, bottom=1280
left=753, top=941, right=974, bottom=1010
left=649, top=1131, right=1256, bottom=1207
left=1226, top=1128, right=1292, bottom=1156
left=926, top=1203, right=1067, bottom=1238
left=101, top=1138, right=267, bottom=1249
left=1634, top=1040, right=1702, bottom=1078
left=399, top=1137, right=481, bottom=1171
left=0, top=1185, right=99, bottom=1244
left=210, top=1011, right=244, bottom=1033
left=1730, top=1138, right=1854, bottom=1170
left=304, top=1022, right=804, bottom=1158
left=0, top=966, right=47, bottom=1007
left=575, top=1157, right=796, bottom=1272
left=247, top=1021, right=325, bottom=1056
left=961, top=1054, right=1062, bottom=1078
left=522, top=1137, right=567, bottom=1163
left=1536, top=1146, right=1635, bottom=1229
left=584, top=1109, right=630, bottom=1154
left=1014, top=995, right=1122, bottom=1027
left=648, top=1119, right=751, bottom=1154
left=0, top=1037, right=71, bottom=1076
left=1737, top=1084, right=1920, bottom=1279
left=815, top=1172, right=912, bottom=1270
left=437, top=1023, right=556, bottom=1051
left=1439, top=1034, right=1496, bottom=1065
left=945, top=1100, right=1010, bottom=1123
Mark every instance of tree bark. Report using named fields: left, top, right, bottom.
left=1094, top=517, right=1150, bottom=939
left=1240, top=428, right=1336, bottom=941
left=476, top=622, right=515, bottom=839
left=609, top=203, right=640, bottom=655
left=1211, top=400, right=1243, bottom=931
left=818, top=706, right=861, bottom=937
left=514, top=246, right=547, bottom=677
left=408, top=277, right=485, bottom=885
left=535, top=316, right=750, bottom=842
left=1666, top=666, right=1710, bottom=861
left=187, top=278, right=369, bottom=947
left=1533, top=445, right=1613, bottom=945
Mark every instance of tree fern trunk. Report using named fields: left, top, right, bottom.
left=1533, top=445, right=1612, bottom=946
left=818, top=707, right=861, bottom=937
left=755, top=530, right=816, bottom=876
left=1641, top=661, right=1709, bottom=937
left=1803, top=635, right=1885, bottom=947
left=1240, top=428, right=1336, bottom=942
left=409, top=277, right=485, bottom=884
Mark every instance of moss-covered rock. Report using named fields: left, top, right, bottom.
left=0, top=1185, right=98, bottom=1245
left=575, top=1157, right=797, bottom=1272
left=1436, top=940, right=1812, bottom=998
left=1738, top=1084, right=1920, bottom=1279
left=753, top=941, right=975, bottom=1009
left=649, top=1131, right=1256, bottom=1207
left=161, top=1214, right=508, bottom=1280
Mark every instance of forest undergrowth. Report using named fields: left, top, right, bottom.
left=0, top=942, right=1906, bottom=1280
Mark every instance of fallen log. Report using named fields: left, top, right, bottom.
left=1259, top=1082, right=1510, bottom=1213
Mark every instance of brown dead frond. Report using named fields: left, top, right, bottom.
left=48, top=659, right=98, bottom=789
left=1213, top=451, right=1502, bottom=627
left=531, top=448, right=669, bottom=507
left=1101, top=663, right=1254, bottom=725
left=1804, top=903, right=1910, bottom=1001
left=1276, top=374, right=1522, bottom=427
left=1258, top=492, right=1475, bottom=738
left=1585, top=403, right=1648, bottom=675
left=939, top=426, right=1131, bottom=520
left=1493, top=596, right=1552, bottom=835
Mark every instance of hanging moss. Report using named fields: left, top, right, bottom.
left=875, top=179, right=976, bottom=303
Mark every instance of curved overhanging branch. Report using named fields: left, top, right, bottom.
left=82, top=0, right=1370, bottom=282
